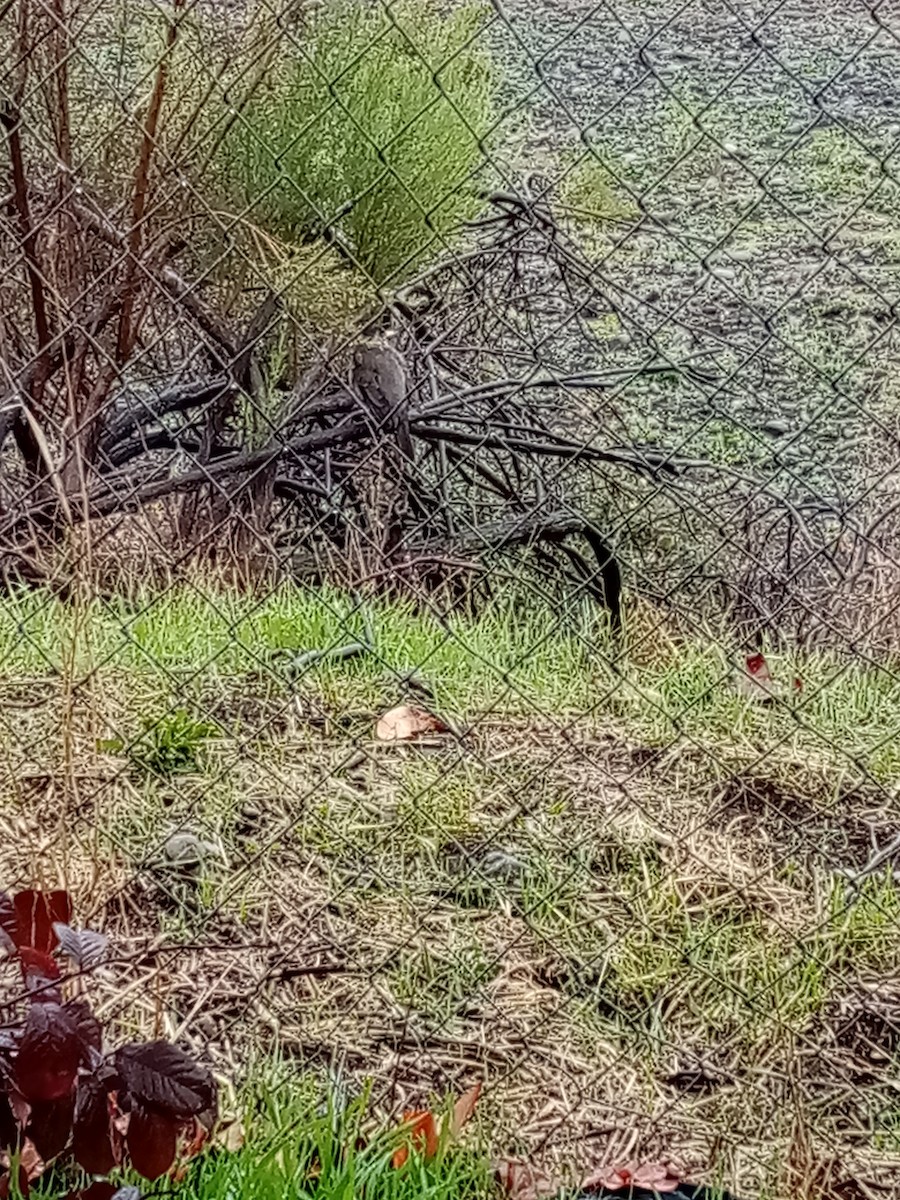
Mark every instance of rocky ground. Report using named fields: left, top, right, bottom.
left=481, top=0, right=900, bottom=504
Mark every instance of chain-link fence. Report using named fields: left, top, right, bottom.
left=2, top=0, right=900, bottom=1196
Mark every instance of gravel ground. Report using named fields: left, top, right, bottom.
left=480, top=0, right=900, bottom=505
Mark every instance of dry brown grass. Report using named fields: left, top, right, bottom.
left=2, top=650, right=900, bottom=1199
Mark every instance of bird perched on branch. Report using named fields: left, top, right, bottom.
left=351, top=332, right=415, bottom=462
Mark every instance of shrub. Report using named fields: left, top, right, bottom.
left=220, top=0, right=497, bottom=285
left=0, top=889, right=216, bottom=1196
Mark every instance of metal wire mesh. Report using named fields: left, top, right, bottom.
left=2, top=0, right=900, bottom=1195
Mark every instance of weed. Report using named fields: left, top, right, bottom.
left=129, top=709, right=217, bottom=778
left=561, top=155, right=638, bottom=224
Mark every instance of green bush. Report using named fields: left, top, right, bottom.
left=221, top=0, right=497, bottom=285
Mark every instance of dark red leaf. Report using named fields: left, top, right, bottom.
left=26, top=1091, right=75, bottom=1161
left=19, top=948, right=62, bottom=1002
left=13, top=891, right=73, bottom=954
left=53, top=925, right=108, bottom=972
left=126, top=1105, right=177, bottom=1181
left=115, top=1042, right=215, bottom=1120
left=14, top=1003, right=80, bottom=1102
left=73, top=1073, right=119, bottom=1176
left=0, top=1089, right=18, bottom=1152
left=64, top=999, right=103, bottom=1067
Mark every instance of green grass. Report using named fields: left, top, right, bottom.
left=2, top=582, right=900, bottom=782
left=26, top=1071, right=493, bottom=1200
left=127, top=708, right=218, bottom=777
left=183, top=1075, right=492, bottom=1200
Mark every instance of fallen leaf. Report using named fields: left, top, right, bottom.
left=582, top=1159, right=684, bottom=1194
left=391, top=1081, right=480, bottom=1168
left=376, top=704, right=448, bottom=742
left=736, top=653, right=800, bottom=704
left=495, top=1156, right=557, bottom=1200
left=392, top=1111, right=438, bottom=1168
left=449, top=1081, right=481, bottom=1138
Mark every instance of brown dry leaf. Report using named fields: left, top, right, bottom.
left=211, top=1116, right=245, bottom=1153
left=448, top=1081, right=481, bottom=1138
left=376, top=704, right=448, bottom=742
left=495, top=1156, right=558, bottom=1200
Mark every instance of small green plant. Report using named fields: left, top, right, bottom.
left=130, top=709, right=217, bottom=777
left=240, top=326, right=290, bottom=451
left=219, top=0, right=497, bottom=284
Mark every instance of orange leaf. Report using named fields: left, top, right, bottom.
left=391, top=1081, right=480, bottom=1168
left=376, top=705, right=447, bottom=742
left=392, top=1110, right=439, bottom=1168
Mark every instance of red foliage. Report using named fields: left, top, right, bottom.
left=15, top=1003, right=81, bottom=1101
left=126, top=1106, right=179, bottom=1181
left=13, top=890, right=73, bottom=954
left=0, top=889, right=217, bottom=1195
